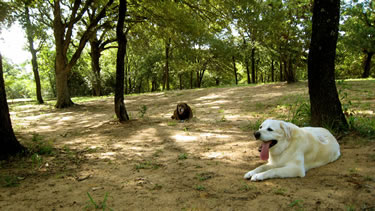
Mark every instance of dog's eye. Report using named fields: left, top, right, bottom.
left=267, top=128, right=273, bottom=132
left=259, top=126, right=263, bottom=129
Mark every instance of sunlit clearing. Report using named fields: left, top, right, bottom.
left=198, top=94, right=221, bottom=100
left=203, top=151, right=226, bottom=159
left=100, top=152, right=117, bottom=160
left=173, top=134, right=197, bottom=142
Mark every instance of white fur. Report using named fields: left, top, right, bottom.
left=244, top=119, right=340, bottom=181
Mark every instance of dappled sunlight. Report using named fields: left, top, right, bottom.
left=197, top=93, right=221, bottom=100
left=99, top=151, right=117, bottom=160
left=173, top=134, right=197, bottom=142
left=4, top=81, right=375, bottom=211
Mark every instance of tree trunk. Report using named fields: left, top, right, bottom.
left=271, top=60, right=275, bottom=82
left=90, top=38, right=102, bottom=96
left=190, top=71, right=193, bottom=89
left=25, top=5, right=43, bottom=104
left=0, top=53, right=26, bottom=160
left=196, top=71, right=201, bottom=88
left=279, top=58, right=283, bottom=81
left=285, top=57, right=296, bottom=83
left=251, top=47, right=256, bottom=83
left=362, top=51, right=373, bottom=78
left=114, top=0, right=129, bottom=122
left=243, top=37, right=251, bottom=84
left=308, top=0, right=348, bottom=131
left=125, top=54, right=129, bottom=94
left=151, top=77, right=157, bottom=92
left=53, top=0, right=113, bottom=108
left=232, top=56, right=238, bottom=85
left=53, top=1, right=74, bottom=108
left=55, top=63, right=73, bottom=108
left=179, top=74, right=182, bottom=90
left=163, top=38, right=171, bottom=91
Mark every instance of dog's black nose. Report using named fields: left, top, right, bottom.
left=254, top=131, right=261, bottom=139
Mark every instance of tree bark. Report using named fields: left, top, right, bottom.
left=271, top=60, right=275, bottom=82
left=251, top=47, right=256, bottom=83
left=232, top=56, right=238, bottom=85
left=89, top=37, right=101, bottom=96
left=24, top=5, right=44, bottom=104
left=163, top=38, right=171, bottom=91
left=114, top=0, right=129, bottom=122
left=190, top=70, right=193, bottom=89
left=285, top=57, right=296, bottom=83
left=90, top=38, right=102, bottom=96
left=362, top=51, right=373, bottom=78
left=53, top=0, right=75, bottom=108
left=308, top=0, right=348, bottom=131
left=0, top=53, right=26, bottom=160
left=243, top=37, right=250, bottom=84
left=279, top=57, right=283, bottom=81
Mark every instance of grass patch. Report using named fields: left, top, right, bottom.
left=195, top=172, right=215, bottom=181
left=240, top=119, right=264, bottom=131
left=282, top=96, right=311, bottom=127
left=289, top=199, right=303, bottom=209
left=348, top=116, right=375, bottom=138
left=86, top=192, right=112, bottom=210
left=135, top=161, right=161, bottom=170
left=137, top=105, right=148, bottom=118
left=273, top=188, right=287, bottom=196
left=178, top=153, right=188, bottom=160
left=30, top=133, right=54, bottom=155
left=194, top=185, right=205, bottom=191
left=167, top=121, right=177, bottom=126
left=239, top=183, right=257, bottom=192
left=0, top=175, right=20, bottom=187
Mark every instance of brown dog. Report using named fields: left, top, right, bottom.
left=171, top=103, right=193, bottom=121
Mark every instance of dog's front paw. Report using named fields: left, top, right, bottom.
left=244, top=170, right=256, bottom=180
left=250, top=172, right=267, bottom=181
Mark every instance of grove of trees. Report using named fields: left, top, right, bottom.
left=0, top=0, right=374, bottom=158
left=2, top=0, right=372, bottom=101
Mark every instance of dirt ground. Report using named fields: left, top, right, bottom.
left=1, top=81, right=375, bottom=210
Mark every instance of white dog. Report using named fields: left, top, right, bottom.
left=244, top=119, right=340, bottom=181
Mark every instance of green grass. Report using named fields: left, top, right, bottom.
left=30, top=133, right=54, bottom=155
left=348, top=116, right=375, bottom=138
left=195, top=172, right=215, bottom=181
left=0, top=175, right=20, bottom=187
left=240, top=119, right=264, bottom=131
left=274, top=188, right=287, bottom=196
left=167, top=121, right=177, bottom=126
left=239, top=183, right=257, bottom=191
left=194, top=185, right=205, bottom=191
left=289, top=199, right=303, bottom=208
left=86, top=192, right=112, bottom=210
left=178, top=153, right=188, bottom=160
left=137, top=105, right=148, bottom=118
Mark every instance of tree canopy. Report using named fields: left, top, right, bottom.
left=1, top=0, right=373, bottom=124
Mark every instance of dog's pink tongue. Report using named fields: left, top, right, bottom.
left=260, top=142, right=271, bottom=161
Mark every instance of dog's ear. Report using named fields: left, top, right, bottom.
left=280, top=121, right=292, bottom=140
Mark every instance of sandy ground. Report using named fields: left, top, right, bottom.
left=1, top=81, right=375, bottom=210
